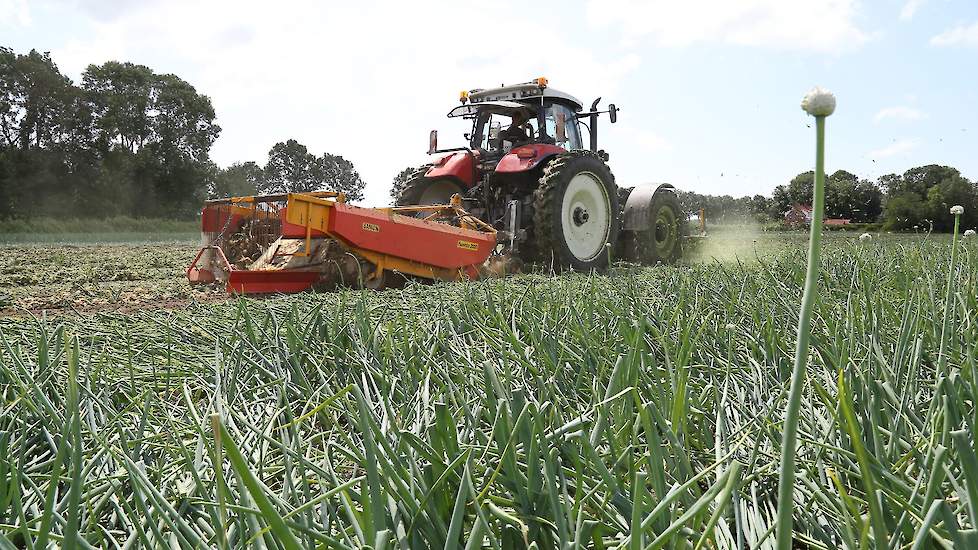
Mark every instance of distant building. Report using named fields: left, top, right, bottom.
left=784, top=204, right=852, bottom=227
left=784, top=204, right=813, bottom=226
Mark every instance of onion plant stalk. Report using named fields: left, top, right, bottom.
left=775, top=86, right=836, bottom=550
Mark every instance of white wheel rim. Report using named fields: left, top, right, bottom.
left=560, top=171, right=611, bottom=261
left=419, top=181, right=462, bottom=205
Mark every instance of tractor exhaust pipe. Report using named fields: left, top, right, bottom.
left=588, top=98, right=600, bottom=152
left=581, top=98, right=618, bottom=153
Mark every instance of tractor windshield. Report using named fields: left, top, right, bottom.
left=466, top=102, right=582, bottom=152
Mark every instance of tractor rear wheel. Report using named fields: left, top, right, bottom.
left=633, top=188, right=684, bottom=264
left=532, top=152, right=619, bottom=271
left=395, top=169, right=463, bottom=211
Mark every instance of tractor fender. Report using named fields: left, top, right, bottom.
left=621, top=183, right=677, bottom=231
left=425, top=151, right=477, bottom=187
left=495, top=144, right=565, bottom=174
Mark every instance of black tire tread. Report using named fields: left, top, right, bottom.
left=394, top=165, right=434, bottom=206
left=637, top=187, right=685, bottom=265
left=531, top=151, right=619, bottom=270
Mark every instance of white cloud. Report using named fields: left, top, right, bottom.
left=869, top=139, right=919, bottom=159
left=899, top=0, right=924, bottom=21
left=586, top=0, right=873, bottom=53
left=43, top=0, right=643, bottom=206
left=874, top=106, right=925, bottom=123
left=0, top=0, right=31, bottom=26
left=631, top=129, right=673, bottom=153
left=931, top=21, right=978, bottom=47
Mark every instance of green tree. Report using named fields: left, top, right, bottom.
left=261, top=140, right=366, bottom=200
left=211, top=161, right=263, bottom=199
left=774, top=170, right=882, bottom=223
left=882, top=192, right=928, bottom=230
left=82, top=61, right=156, bottom=152
left=0, top=49, right=97, bottom=218
left=261, top=139, right=320, bottom=194
left=79, top=61, right=220, bottom=217
left=770, top=185, right=791, bottom=218
left=0, top=48, right=221, bottom=219
left=885, top=165, right=960, bottom=197
left=881, top=165, right=977, bottom=231
left=924, top=174, right=977, bottom=231
left=153, top=73, right=220, bottom=162
left=746, top=194, right=771, bottom=221
left=0, top=49, right=75, bottom=149
left=318, top=153, right=365, bottom=201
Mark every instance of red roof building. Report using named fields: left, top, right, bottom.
left=784, top=204, right=813, bottom=226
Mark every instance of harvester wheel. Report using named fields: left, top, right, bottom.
left=532, top=152, right=619, bottom=271
left=634, top=189, right=685, bottom=264
left=395, top=168, right=463, bottom=213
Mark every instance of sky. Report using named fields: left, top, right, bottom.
left=2, top=0, right=977, bottom=206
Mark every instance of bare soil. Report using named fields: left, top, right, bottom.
left=0, top=242, right=229, bottom=317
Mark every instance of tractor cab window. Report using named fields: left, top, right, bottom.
left=545, top=103, right=582, bottom=151
left=470, top=104, right=580, bottom=152
left=475, top=111, right=534, bottom=152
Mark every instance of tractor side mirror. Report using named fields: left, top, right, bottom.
left=555, top=112, right=567, bottom=143
left=608, top=104, right=618, bottom=123
left=428, top=130, right=438, bottom=154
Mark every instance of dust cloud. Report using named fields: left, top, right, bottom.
left=686, top=225, right=796, bottom=264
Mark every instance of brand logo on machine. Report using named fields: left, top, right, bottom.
left=362, top=222, right=380, bottom=233
left=457, top=240, right=478, bottom=251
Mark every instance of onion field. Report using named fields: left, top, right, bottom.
left=0, top=232, right=976, bottom=548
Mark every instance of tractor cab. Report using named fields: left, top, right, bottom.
left=447, top=79, right=586, bottom=157
left=448, top=100, right=583, bottom=156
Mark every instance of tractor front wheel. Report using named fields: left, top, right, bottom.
left=532, top=152, right=619, bottom=271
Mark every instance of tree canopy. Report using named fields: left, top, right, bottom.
left=219, top=139, right=366, bottom=201
left=880, top=165, right=977, bottom=231
left=0, top=47, right=367, bottom=219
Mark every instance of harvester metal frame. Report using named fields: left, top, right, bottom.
left=188, top=191, right=500, bottom=293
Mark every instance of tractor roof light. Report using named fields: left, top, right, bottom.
left=535, top=77, right=548, bottom=88
left=459, top=90, right=469, bottom=104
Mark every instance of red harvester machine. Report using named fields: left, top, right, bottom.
left=187, top=192, right=503, bottom=293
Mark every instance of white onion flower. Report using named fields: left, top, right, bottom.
left=951, top=205, right=965, bottom=215
left=801, top=87, right=836, bottom=117
left=859, top=233, right=872, bottom=241
left=965, top=229, right=976, bottom=237
left=725, top=323, right=736, bottom=330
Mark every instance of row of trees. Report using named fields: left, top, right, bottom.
left=0, top=47, right=366, bottom=219
left=676, top=164, right=975, bottom=230
left=210, top=140, right=365, bottom=201
left=0, top=49, right=220, bottom=218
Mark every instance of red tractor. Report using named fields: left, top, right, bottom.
left=396, top=77, right=686, bottom=270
